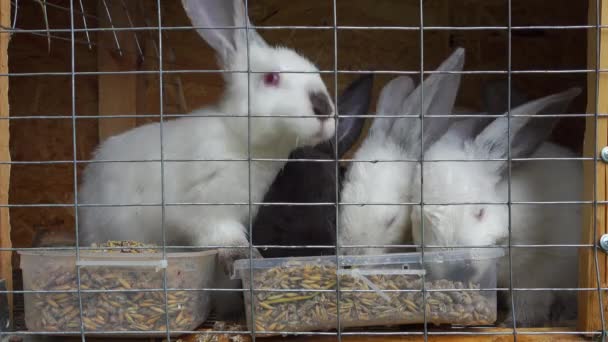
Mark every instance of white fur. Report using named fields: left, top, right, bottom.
left=79, top=0, right=334, bottom=249
left=339, top=130, right=417, bottom=255
left=410, top=89, right=582, bottom=326
left=339, top=48, right=465, bottom=255
left=497, top=143, right=581, bottom=325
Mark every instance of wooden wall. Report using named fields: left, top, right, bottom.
left=8, top=0, right=98, bottom=267
left=7, top=0, right=588, bottom=262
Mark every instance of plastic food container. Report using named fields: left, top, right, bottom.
left=20, top=249, right=217, bottom=336
left=233, top=248, right=504, bottom=333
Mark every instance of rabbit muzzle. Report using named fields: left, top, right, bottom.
left=309, top=91, right=333, bottom=121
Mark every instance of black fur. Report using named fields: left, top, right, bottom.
left=252, top=147, right=341, bottom=257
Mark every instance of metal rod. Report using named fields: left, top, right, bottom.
left=0, top=243, right=597, bottom=252
left=331, top=0, right=342, bottom=339
left=101, top=0, right=122, bottom=56
left=0, top=286, right=601, bottom=294
left=0, top=328, right=599, bottom=337
left=0, top=200, right=596, bottom=208
left=3, top=67, right=607, bottom=77
left=155, top=0, right=171, bottom=339
left=120, top=0, right=143, bottom=59
left=30, top=0, right=97, bottom=20
left=506, top=0, right=518, bottom=337
left=66, top=0, right=86, bottom=339
left=0, top=112, right=603, bottom=120
left=5, top=24, right=608, bottom=33
left=418, top=1, right=428, bottom=341
left=77, top=0, right=91, bottom=49
left=0, top=244, right=599, bottom=255
left=37, top=0, right=51, bottom=51
left=0, top=156, right=598, bottom=164
left=10, top=0, right=18, bottom=37
left=244, top=0, right=257, bottom=340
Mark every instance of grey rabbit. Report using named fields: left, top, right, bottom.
left=252, top=74, right=374, bottom=258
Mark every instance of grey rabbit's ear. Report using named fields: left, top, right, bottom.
left=473, top=87, right=581, bottom=173
left=471, top=79, right=530, bottom=138
left=510, top=87, right=581, bottom=160
left=181, top=0, right=267, bottom=65
left=391, top=47, right=466, bottom=151
left=369, top=76, right=415, bottom=136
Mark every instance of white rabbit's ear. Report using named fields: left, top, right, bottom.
left=335, top=74, right=375, bottom=157
left=369, top=76, right=415, bottom=135
left=392, top=47, right=466, bottom=151
left=181, top=0, right=267, bottom=63
left=473, top=87, right=581, bottom=169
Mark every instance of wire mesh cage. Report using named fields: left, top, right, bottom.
left=0, top=0, right=606, bottom=341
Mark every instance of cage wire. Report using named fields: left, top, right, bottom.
left=0, top=0, right=606, bottom=341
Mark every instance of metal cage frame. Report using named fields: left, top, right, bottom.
left=0, top=0, right=607, bottom=341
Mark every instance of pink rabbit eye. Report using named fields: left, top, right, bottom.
left=474, top=208, right=485, bottom=221
left=263, top=72, right=280, bottom=87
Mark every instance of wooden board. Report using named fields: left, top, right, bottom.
left=173, top=327, right=586, bottom=342
left=0, top=0, right=13, bottom=317
left=578, top=0, right=608, bottom=333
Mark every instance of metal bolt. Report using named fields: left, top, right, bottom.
left=600, top=234, right=608, bottom=252
left=601, top=147, right=608, bottom=163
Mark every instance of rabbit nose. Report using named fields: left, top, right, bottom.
left=309, top=92, right=333, bottom=121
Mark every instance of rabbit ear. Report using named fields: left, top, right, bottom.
left=391, top=47, right=466, bottom=151
left=443, top=118, right=482, bottom=146
left=369, top=76, right=415, bottom=135
left=481, top=79, right=529, bottom=115
left=473, top=87, right=581, bottom=170
left=509, top=87, right=581, bottom=159
left=181, top=0, right=267, bottom=63
left=314, top=75, right=375, bottom=157
left=472, top=79, right=530, bottom=138
left=377, top=76, right=414, bottom=115
left=335, top=74, right=375, bottom=156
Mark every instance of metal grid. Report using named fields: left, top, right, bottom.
left=0, top=0, right=605, bottom=341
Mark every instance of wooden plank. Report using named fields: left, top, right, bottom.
left=97, top=0, right=140, bottom=141
left=174, top=328, right=586, bottom=342
left=0, top=0, right=13, bottom=319
left=578, top=0, right=608, bottom=333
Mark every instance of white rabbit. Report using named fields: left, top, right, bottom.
left=338, top=48, right=465, bottom=255
left=410, top=87, right=582, bottom=326
left=78, top=0, right=335, bottom=271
